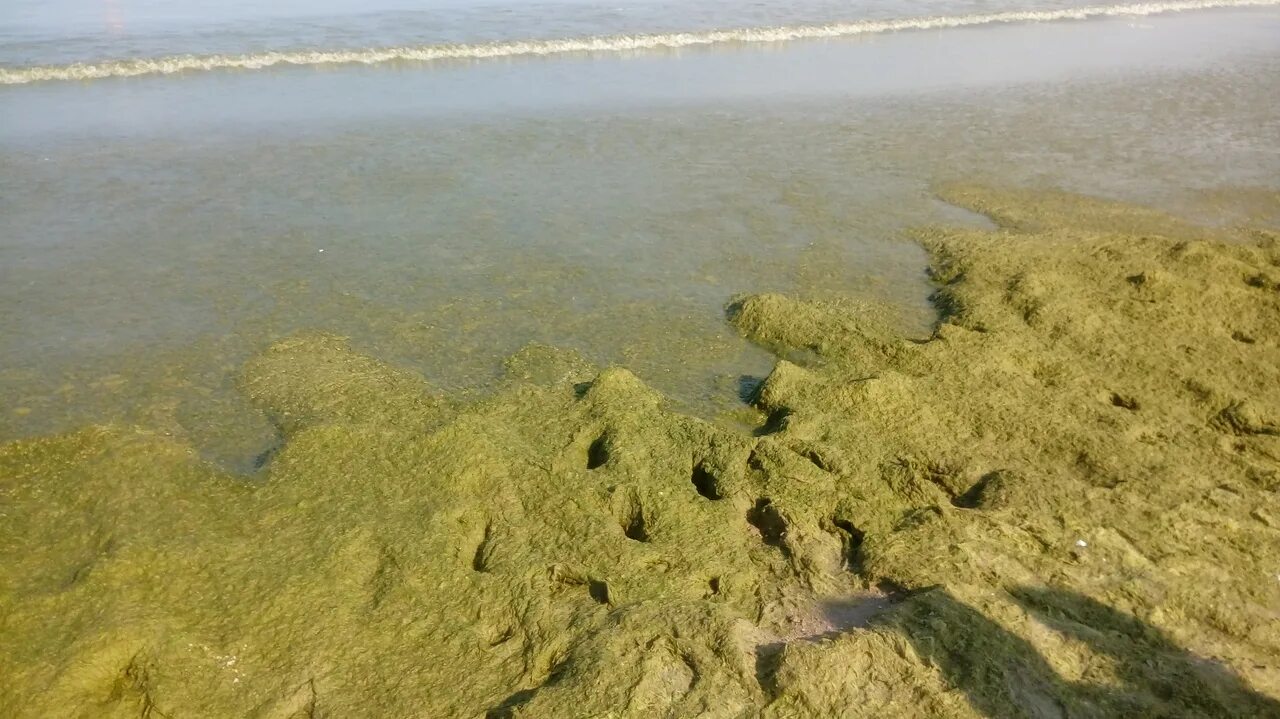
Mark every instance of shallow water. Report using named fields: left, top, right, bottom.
left=2, top=6, right=1279, bottom=469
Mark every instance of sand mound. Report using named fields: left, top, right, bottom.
left=2, top=188, right=1277, bottom=717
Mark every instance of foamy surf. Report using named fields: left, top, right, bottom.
left=1, top=0, right=1275, bottom=85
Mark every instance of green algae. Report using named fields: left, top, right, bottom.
left=3, top=188, right=1279, bottom=717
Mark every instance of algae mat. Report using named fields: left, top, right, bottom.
left=2, top=187, right=1279, bottom=718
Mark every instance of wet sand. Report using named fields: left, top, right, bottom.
left=2, top=187, right=1277, bottom=717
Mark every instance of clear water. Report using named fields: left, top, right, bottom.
left=1, top=1, right=1278, bottom=469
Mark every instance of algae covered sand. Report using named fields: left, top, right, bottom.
left=2, top=188, right=1279, bottom=717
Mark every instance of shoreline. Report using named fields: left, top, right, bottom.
left=4, top=0, right=1278, bottom=86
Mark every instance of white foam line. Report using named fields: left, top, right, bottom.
left=1, top=0, right=1275, bottom=85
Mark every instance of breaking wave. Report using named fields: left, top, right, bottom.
left=1, top=0, right=1275, bottom=85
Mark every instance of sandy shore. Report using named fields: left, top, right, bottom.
left=1, top=186, right=1278, bottom=717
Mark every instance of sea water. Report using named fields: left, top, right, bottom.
left=1, top=1, right=1278, bottom=467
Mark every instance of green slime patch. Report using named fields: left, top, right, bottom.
left=2, top=188, right=1279, bottom=718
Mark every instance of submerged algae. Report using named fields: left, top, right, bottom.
left=2, top=188, right=1279, bottom=717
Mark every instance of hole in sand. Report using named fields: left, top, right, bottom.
left=691, top=462, right=723, bottom=500
left=747, top=498, right=788, bottom=550
left=472, top=523, right=494, bottom=573
left=622, top=506, right=650, bottom=543
left=1109, top=393, right=1140, bottom=411
left=1231, top=331, right=1256, bottom=344
left=587, top=579, right=611, bottom=605
left=586, top=435, right=610, bottom=470
left=754, top=409, right=790, bottom=437
left=830, top=517, right=865, bottom=570
left=951, top=473, right=995, bottom=509
left=707, top=577, right=721, bottom=597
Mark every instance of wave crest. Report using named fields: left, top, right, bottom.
left=1, top=0, right=1275, bottom=85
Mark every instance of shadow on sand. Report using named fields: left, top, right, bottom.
left=889, top=585, right=1280, bottom=718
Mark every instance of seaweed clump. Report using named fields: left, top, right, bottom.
left=2, top=187, right=1279, bottom=717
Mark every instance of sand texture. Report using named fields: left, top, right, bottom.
left=2, top=187, right=1278, bottom=717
